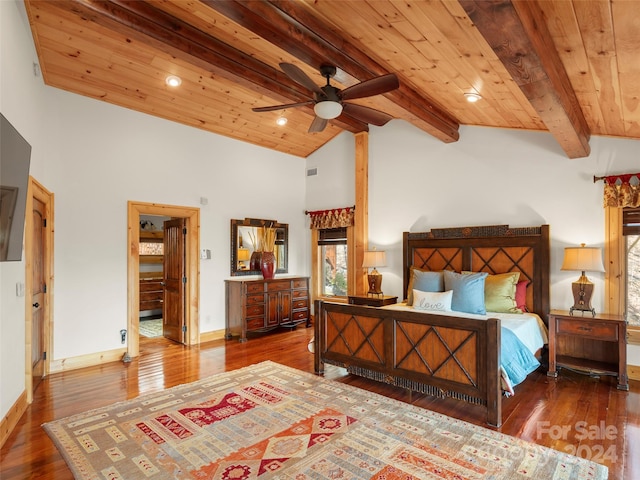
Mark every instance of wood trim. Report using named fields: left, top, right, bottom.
left=354, top=131, right=368, bottom=295
left=127, top=201, right=200, bottom=358
left=0, top=390, right=27, bottom=449
left=49, top=348, right=127, bottom=373
left=199, top=329, right=226, bottom=344
left=628, top=327, right=640, bottom=346
left=604, top=206, right=625, bottom=316
left=24, top=177, right=54, bottom=405
left=628, top=364, right=640, bottom=382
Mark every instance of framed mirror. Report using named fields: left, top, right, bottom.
left=230, top=218, right=288, bottom=276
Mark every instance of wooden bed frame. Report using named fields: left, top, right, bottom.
left=314, top=224, right=550, bottom=427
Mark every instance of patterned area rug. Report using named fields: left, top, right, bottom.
left=43, top=361, right=608, bottom=479
left=139, top=318, right=162, bottom=338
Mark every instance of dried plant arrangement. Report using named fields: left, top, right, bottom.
left=259, top=226, right=276, bottom=253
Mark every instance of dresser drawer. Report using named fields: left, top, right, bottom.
left=246, top=282, right=264, bottom=294
left=245, top=304, right=264, bottom=317
left=292, top=310, right=308, bottom=321
left=246, top=317, right=266, bottom=330
left=267, top=280, right=290, bottom=292
left=292, top=289, right=307, bottom=299
left=556, top=318, right=618, bottom=341
left=292, top=279, right=307, bottom=289
left=245, top=294, right=264, bottom=305
left=292, top=298, right=308, bottom=310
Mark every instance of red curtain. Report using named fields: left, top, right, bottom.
left=307, top=206, right=355, bottom=229
left=603, top=173, right=640, bottom=208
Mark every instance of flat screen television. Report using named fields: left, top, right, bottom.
left=0, top=113, right=32, bottom=261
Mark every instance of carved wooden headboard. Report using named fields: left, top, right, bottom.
left=402, top=225, right=550, bottom=321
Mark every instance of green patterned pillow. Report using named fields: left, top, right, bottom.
left=484, top=272, right=521, bottom=313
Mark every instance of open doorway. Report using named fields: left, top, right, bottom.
left=126, top=201, right=200, bottom=358
left=138, top=214, right=169, bottom=339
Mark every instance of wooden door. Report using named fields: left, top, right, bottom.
left=163, top=218, right=186, bottom=343
left=31, top=197, right=46, bottom=390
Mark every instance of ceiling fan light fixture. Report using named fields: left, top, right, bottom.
left=464, top=92, right=481, bottom=103
left=314, top=101, right=343, bottom=119
left=165, top=75, right=182, bottom=87
left=276, top=115, right=288, bottom=126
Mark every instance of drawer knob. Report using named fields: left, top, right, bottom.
left=577, top=326, right=592, bottom=332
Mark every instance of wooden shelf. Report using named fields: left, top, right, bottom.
left=140, top=230, right=163, bottom=240
left=556, top=355, right=619, bottom=377
left=140, top=255, right=163, bottom=264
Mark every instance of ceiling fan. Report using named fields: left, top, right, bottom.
left=252, top=63, right=400, bottom=133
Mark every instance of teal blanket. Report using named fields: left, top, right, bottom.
left=501, top=326, right=540, bottom=387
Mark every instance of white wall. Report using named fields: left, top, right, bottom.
left=0, top=0, right=50, bottom=425
left=1, top=0, right=307, bottom=420
left=306, top=120, right=640, bottom=364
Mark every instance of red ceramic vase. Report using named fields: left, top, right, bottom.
left=260, top=251, right=276, bottom=279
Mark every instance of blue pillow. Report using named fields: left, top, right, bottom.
left=406, top=268, right=444, bottom=305
left=443, top=270, right=488, bottom=314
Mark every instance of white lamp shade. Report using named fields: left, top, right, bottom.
left=362, top=250, right=386, bottom=268
left=561, top=245, right=605, bottom=272
left=314, top=101, right=343, bottom=119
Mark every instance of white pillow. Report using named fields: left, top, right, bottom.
left=412, top=289, right=453, bottom=312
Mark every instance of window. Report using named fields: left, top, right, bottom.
left=624, top=208, right=640, bottom=326
left=318, top=227, right=348, bottom=297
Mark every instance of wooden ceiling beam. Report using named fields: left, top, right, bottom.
left=459, top=0, right=591, bottom=159
left=51, top=0, right=368, bottom=134
left=203, top=0, right=460, bottom=143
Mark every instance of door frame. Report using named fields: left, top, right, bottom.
left=24, top=177, right=54, bottom=404
left=127, top=201, right=200, bottom=357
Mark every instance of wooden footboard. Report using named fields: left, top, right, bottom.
left=314, top=300, right=503, bottom=427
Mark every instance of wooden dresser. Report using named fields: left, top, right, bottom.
left=225, top=276, right=309, bottom=342
left=139, top=277, right=163, bottom=312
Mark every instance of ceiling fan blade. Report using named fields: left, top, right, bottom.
left=342, top=103, right=394, bottom=126
left=252, top=100, right=313, bottom=113
left=340, top=74, right=399, bottom=101
left=308, top=116, right=328, bottom=133
left=279, top=63, right=323, bottom=95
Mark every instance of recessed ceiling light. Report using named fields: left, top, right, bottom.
left=165, top=75, right=182, bottom=87
left=276, top=116, right=288, bottom=126
left=464, top=92, right=481, bottom=103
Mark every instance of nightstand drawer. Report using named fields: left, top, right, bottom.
left=556, top=318, right=618, bottom=341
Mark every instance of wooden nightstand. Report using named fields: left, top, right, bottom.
left=547, top=310, right=628, bottom=390
left=348, top=295, right=398, bottom=307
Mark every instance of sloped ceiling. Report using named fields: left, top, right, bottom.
left=24, top=0, right=640, bottom=158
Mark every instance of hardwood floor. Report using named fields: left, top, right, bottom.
left=1, top=326, right=638, bottom=479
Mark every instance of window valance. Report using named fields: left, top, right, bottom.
left=601, top=173, right=640, bottom=208
left=306, top=206, right=355, bottom=230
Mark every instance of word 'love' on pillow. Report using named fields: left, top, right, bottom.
left=413, top=289, right=453, bottom=312
left=406, top=267, right=444, bottom=305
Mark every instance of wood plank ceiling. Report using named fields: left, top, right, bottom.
left=24, top=0, right=640, bottom=159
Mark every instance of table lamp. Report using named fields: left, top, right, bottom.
left=363, top=250, right=386, bottom=296
left=561, top=243, right=605, bottom=316
left=237, top=247, right=250, bottom=270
